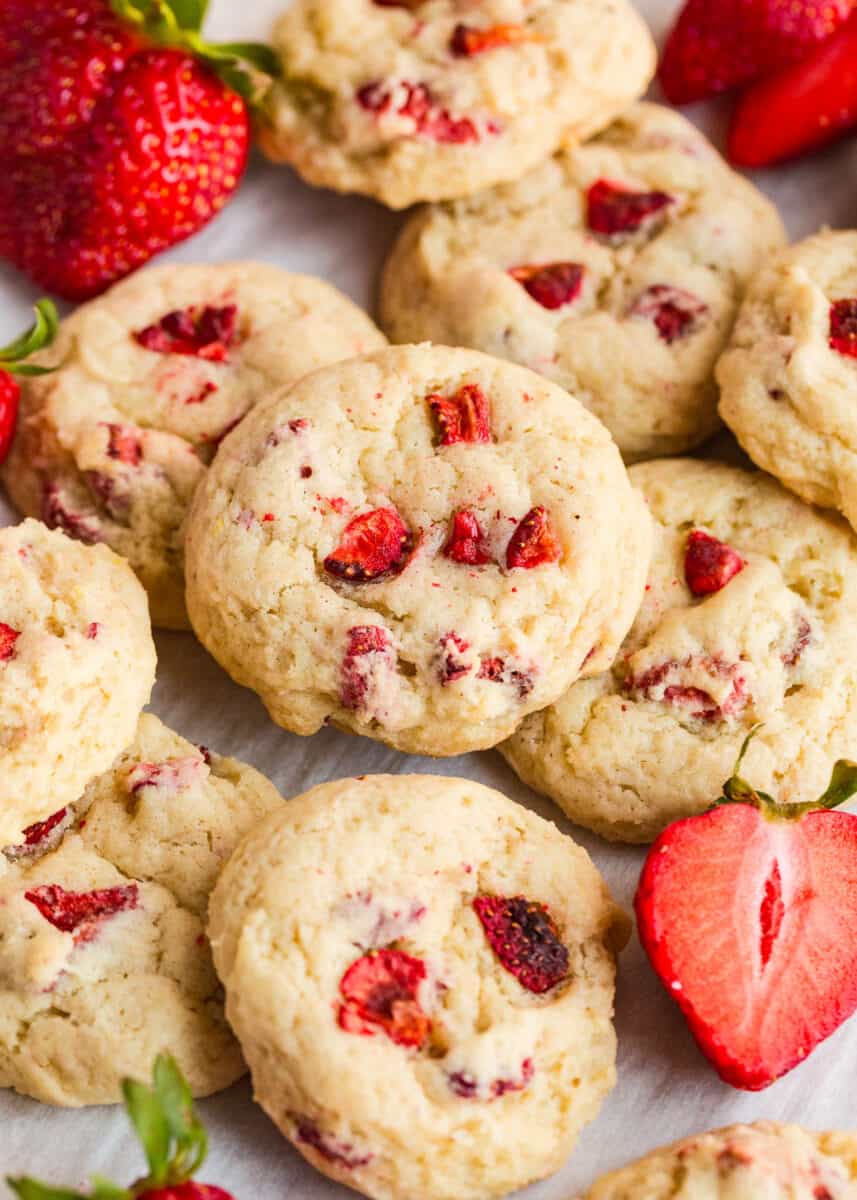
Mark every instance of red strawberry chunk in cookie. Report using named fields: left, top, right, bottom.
left=782, top=616, right=812, bottom=667
left=294, top=1117, right=373, bottom=1169
left=450, top=23, right=531, bottom=57
left=627, top=656, right=748, bottom=721
left=448, top=1057, right=534, bottom=1100
left=21, top=807, right=69, bottom=848
left=506, top=506, right=561, bottom=569
left=443, top=508, right=492, bottom=565
left=41, top=483, right=102, bottom=545
left=509, top=262, right=584, bottom=311
left=437, top=631, right=471, bottom=684
left=829, top=299, right=857, bottom=359
left=340, top=625, right=396, bottom=712
left=356, top=80, right=482, bottom=144
left=473, top=895, right=569, bottom=994
left=338, top=948, right=430, bottom=1047
left=0, top=622, right=20, bottom=661
left=629, top=285, right=708, bottom=344
left=478, top=656, right=534, bottom=697
left=134, top=304, right=239, bottom=362
left=106, top=423, right=142, bottom=466
left=324, top=507, right=413, bottom=582
left=428, top=384, right=492, bottom=445
left=684, top=530, right=746, bottom=596
left=25, top=882, right=138, bottom=944
left=587, top=179, right=674, bottom=237
left=127, top=756, right=205, bottom=796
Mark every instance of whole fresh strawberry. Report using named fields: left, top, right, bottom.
left=0, top=0, right=277, bottom=301
left=7, top=1054, right=232, bottom=1200
left=0, top=299, right=58, bottom=466
left=659, top=0, right=852, bottom=105
left=636, top=731, right=857, bottom=1090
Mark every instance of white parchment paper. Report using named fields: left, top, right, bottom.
left=2, top=1, right=856, bottom=1193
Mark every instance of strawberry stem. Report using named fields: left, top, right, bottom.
left=0, top=299, right=59, bottom=377
left=719, top=725, right=857, bottom=820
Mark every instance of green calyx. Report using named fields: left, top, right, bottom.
left=109, top=0, right=280, bottom=103
left=7, top=1055, right=209, bottom=1200
left=0, top=300, right=59, bottom=377
left=718, top=725, right=857, bottom=821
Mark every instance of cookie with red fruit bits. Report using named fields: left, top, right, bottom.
left=0, top=713, right=284, bottom=1106
left=0, top=519, right=155, bottom=849
left=581, top=1122, right=857, bottom=1199
left=501, top=458, right=857, bottom=842
left=381, top=103, right=786, bottom=461
left=1, top=263, right=387, bottom=630
left=183, top=343, right=651, bottom=757
left=719, top=230, right=857, bottom=538
left=208, top=773, right=629, bottom=1200
left=258, top=0, right=655, bottom=209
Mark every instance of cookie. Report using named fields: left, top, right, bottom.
left=581, top=1122, right=857, bottom=1199
left=0, top=713, right=284, bottom=1106
left=258, top=0, right=656, bottom=210
left=718, top=229, right=857, bottom=536
left=184, top=344, right=651, bottom=757
left=380, top=103, right=786, bottom=460
left=1, top=262, right=387, bottom=629
left=0, top=519, right=155, bottom=849
left=208, top=773, right=629, bottom=1200
left=501, top=458, right=857, bottom=843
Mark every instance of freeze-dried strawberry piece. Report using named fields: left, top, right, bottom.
left=325, top=507, right=413, bottom=583
left=428, top=384, right=492, bottom=445
left=509, top=262, right=584, bottom=311
left=477, top=656, right=534, bottom=697
left=356, top=80, right=482, bottom=144
left=341, top=625, right=395, bottom=713
left=106, top=423, right=142, bottom=466
left=627, top=656, right=748, bottom=721
left=127, top=756, right=205, bottom=796
left=294, top=1118, right=373, bottom=1169
left=629, top=285, right=709, bottom=344
left=4, top=807, right=71, bottom=863
left=448, top=1057, right=534, bottom=1100
left=783, top=616, right=812, bottom=668
left=437, top=631, right=471, bottom=684
left=134, top=304, right=239, bottom=362
left=443, top=508, right=492, bottom=565
left=506, top=506, right=561, bottom=569
left=338, top=948, right=430, bottom=1047
left=829, top=299, right=857, bottom=359
left=22, top=808, right=69, bottom=847
left=684, top=530, right=745, bottom=596
left=25, top=882, right=139, bottom=944
left=41, top=483, right=102, bottom=545
left=587, top=179, right=674, bottom=237
left=450, top=23, right=530, bottom=56
left=0, top=622, right=20, bottom=661
left=473, top=895, right=569, bottom=994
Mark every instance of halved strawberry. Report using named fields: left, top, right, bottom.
left=0, top=622, right=20, bottom=662
left=443, top=508, right=492, bottom=565
left=587, top=179, right=674, bottom=237
left=25, top=882, right=139, bottom=944
left=829, top=298, right=857, bottom=359
left=506, top=506, right=561, bottom=570
left=428, top=384, right=492, bottom=445
left=684, top=530, right=746, bottom=596
left=450, top=23, right=531, bottom=57
left=324, top=507, right=413, bottom=583
left=509, top=262, right=584, bottom=311
left=473, top=895, right=568, bottom=993
left=629, top=285, right=708, bottom=344
left=338, top=948, right=430, bottom=1048
left=636, top=737, right=857, bottom=1090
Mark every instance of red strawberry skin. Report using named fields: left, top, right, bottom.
left=0, top=372, right=20, bottom=466
left=509, top=262, right=584, bottom=311
left=324, top=507, right=413, bottom=582
left=684, top=530, right=745, bottom=596
left=659, top=0, right=852, bottom=105
left=636, top=803, right=857, bottom=1089
left=139, top=1186, right=235, bottom=1200
left=506, top=506, right=561, bottom=570
left=728, top=12, right=857, bottom=166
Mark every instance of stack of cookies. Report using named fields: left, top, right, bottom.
left=3, top=2, right=857, bottom=1199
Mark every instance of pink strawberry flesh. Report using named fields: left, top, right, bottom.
left=636, top=802, right=857, bottom=1089
left=324, top=507, right=413, bottom=582
left=0, top=621, right=21, bottom=661
left=473, top=895, right=568, bottom=993
left=338, top=948, right=430, bottom=1047
left=506, top=506, right=561, bottom=569
left=587, top=179, right=674, bottom=236
left=443, top=508, right=492, bottom=565
left=134, top=304, right=239, bottom=362
left=428, top=384, right=492, bottom=445
left=829, top=299, right=857, bottom=359
left=509, top=262, right=584, bottom=310
left=24, top=882, right=139, bottom=944
left=684, top=530, right=746, bottom=596
left=630, top=285, right=708, bottom=343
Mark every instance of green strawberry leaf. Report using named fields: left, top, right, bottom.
left=152, top=1054, right=208, bottom=1181
left=161, top=0, right=209, bottom=31
left=718, top=726, right=857, bottom=821
left=6, top=1180, right=87, bottom=1200
left=0, top=299, right=59, bottom=368
left=122, top=1076, right=171, bottom=1185
left=816, top=759, right=857, bottom=810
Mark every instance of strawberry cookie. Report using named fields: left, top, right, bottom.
left=0, top=713, right=284, bottom=1106
left=582, top=1122, right=857, bottom=1198
left=719, top=230, right=857, bottom=536
left=1, top=262, right=387, bottom=629
left=381, top=103, right=786, bottom=460
left=259, top=0, right=656, bottom=209
left=501, top=458, right=857, bottom=842
left=0, top=519, right=155, bottom=849
left=183, top=344, right=651, bottom=757
left=208, top=774, right=629, bottom=1200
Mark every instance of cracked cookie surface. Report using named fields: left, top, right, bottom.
left=208, top=773, right=629, bottom=1200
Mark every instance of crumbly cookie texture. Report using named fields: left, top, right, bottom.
left=0, top=713, right=284, bottom=1106
left=184, top=344, right=651, bottom=757
left=579, top=1122, right=857, bottom=1199
left=501, top=458, right=857, bottom=843
left=208, top=773, right=629, bottom=1200
left=259, top=0, right=655, bottom=209
left=1, top=262, right=387, bottom=629
left=0, top=519, right=155, bottom=848
left=381, top=102, right=786, bottom=460
left=718, top=229, right=857, bottom=535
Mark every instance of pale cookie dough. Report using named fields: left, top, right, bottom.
left=0, top=519, right=155, bottom=849
left=208, top=773, right=630, bottom=1200
left=0, top=713, right=284, bottom=1106
left=259, top=0, right=656, bottom=209
left=718, top=230, right=857, bottom=536
left=184, top=344, right=652, bottom=757
left=501, top=458, right=857, bottom=842
left=580, top=1122, right=857, bottom=1199
left=2, top=262, right=387, bottom=629
left=381, top=103, right=786, bottom=460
